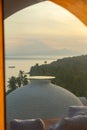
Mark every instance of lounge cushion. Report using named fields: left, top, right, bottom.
left=50, top=115, right=87, bottom=130
left=10, top=118, right=45, bottom=130
left=68, top=106, right=87, bottom=117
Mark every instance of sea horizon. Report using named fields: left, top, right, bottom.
left=5, top=54, right=78, bottom=60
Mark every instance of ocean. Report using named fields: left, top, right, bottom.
left=5, top=55, right=68, bottom=92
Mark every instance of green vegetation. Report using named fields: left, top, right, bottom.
left=6, top=70, right=29, bottom=95
left=7, top=55, right=87, bottom=97
left=29, top=55, right=87, bottom=97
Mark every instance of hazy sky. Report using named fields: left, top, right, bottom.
left=4, top=1, right=87, bottom=56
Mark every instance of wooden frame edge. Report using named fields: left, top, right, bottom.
left=0, top=0, right=5, bottom=130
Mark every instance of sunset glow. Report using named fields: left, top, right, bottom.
left=4, top=1, right=87, bottom=57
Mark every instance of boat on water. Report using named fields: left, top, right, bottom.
left=8, top=66, right=15, bottom=68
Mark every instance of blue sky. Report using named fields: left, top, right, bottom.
left=4, top=1, right=87, bottom=57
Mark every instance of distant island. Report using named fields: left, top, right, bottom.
left=5, top=42, right=81, bottom=58
left=29, top=55, right=87, bottom=98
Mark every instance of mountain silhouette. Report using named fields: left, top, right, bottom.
left=6, top=41, right=80, bottom=57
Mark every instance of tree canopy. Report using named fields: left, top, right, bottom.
left=29, top=55, right=87, bottom=97
left=6, top=70, right=29, bottom=95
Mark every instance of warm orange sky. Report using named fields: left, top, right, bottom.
left=4, top=1, right=87, bottom=57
